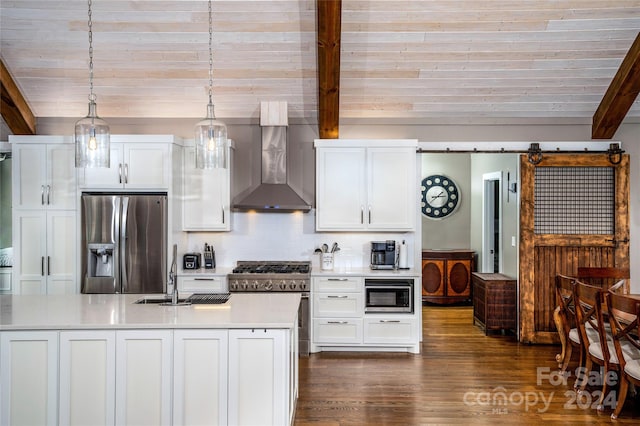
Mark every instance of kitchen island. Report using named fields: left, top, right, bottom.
left=0, top=292, right=300, bottom=426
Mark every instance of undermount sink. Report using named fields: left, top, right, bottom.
left=133, top=296, right=190, bottom=305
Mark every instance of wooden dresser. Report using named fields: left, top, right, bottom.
left=421, top=250, right=475, bottom=304
left=471, top=272, right=517, bottom=335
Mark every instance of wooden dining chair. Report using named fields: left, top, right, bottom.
left=554, top=275, right=581, bottom=373
left=574, top=279, right=628, bottom=411
left=577, top=267, right=630, bottom=292
left=606, top=291, right=640, bottom=420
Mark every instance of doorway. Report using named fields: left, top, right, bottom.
left=482, top=172, right=502, bottom=273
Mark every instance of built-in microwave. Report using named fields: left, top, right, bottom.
left=364, top=278, right=414, bottom=313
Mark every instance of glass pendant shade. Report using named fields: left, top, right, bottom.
left=75, top=99, right=110, bottom=168
left=195, top=104, right=228, bottom=169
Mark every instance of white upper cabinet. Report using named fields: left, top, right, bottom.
left=314, top=139, right=418, bottom=231
left=182, top=145, right=231, bottom=231
left=78, top=136, right=174, bottom=190
left=11, top=138, right=76, bottom=210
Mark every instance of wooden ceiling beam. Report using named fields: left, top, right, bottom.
left=1, top=58, right=36, bottom=135
left=592, top=33, right=640, bottom=139
left=316, top=0, right=341, bottom=139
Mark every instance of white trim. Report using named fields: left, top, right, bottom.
left=482, top=171, right=503, bottom=273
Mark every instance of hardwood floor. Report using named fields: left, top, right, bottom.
left=295, top=305, right=640, bottom=425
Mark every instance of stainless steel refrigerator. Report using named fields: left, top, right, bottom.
left=81, top=193, right=167, bottom=294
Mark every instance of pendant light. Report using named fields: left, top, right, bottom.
left=75, top=0, right=110, bottom=168
left=195, top=0, right=228, bottom=169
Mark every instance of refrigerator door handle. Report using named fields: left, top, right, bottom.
left=120, top=196, right=129, bottom=292
left=112, top=196, right=122, bottom=293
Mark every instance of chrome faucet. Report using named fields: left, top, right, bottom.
left=169, top=244, right=178, bottom=304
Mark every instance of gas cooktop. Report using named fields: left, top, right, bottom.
left=228, top=261, right=311, bottom=292
left=231, top=261, right=310, bottom=275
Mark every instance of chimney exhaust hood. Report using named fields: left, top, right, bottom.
left=232, top=102, right=312, bottom=213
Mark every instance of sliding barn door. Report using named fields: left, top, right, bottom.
left=519, top=153, right=629, bottom=344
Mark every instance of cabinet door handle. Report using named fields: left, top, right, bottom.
left=328, top=321, right=348, bottom=324
left=368, top=205, right=372, bottom=224
left=46, top=185, right=51, bottom=205
left=41, top=256, right=45, bottom=276
left=41, top=185, right=45, bottom=205
left=379, top=320, right=401, bottom=323
left=327, top=295, right=348, bottom=299
left=360, top=206, right=364, bottom=224
left=118, top=164, right=123, bottom=184
left=327, top=278, right=348, bottom=282
left=47, top=256, right=51, bottom=276
left=124, top=163, right=129, bottom=184
left=222, top=206, right=225, bottom=224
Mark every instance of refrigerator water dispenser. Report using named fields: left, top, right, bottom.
left=87, top=243, right=115, bottom=278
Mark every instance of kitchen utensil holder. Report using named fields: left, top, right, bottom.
left=321, top=253, right=334, bottom=270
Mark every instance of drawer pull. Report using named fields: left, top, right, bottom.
left=327, top=278, right=349, bottom=282
left=327, top=295, right=348, bottom=299
left=194, top=278, right=216, bottom=281
left=379, top=320, right=401, bottom=323
left=328, top=321, right=348, bottom=324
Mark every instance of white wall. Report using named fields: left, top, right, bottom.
left=420, top=153, right=471, bottom=249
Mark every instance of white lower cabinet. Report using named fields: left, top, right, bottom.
left=59, top=331, right=116, bottom=426
left=363, top=316, right=419, bottom=344
left=228, top=329, right=290, bottom=426
left=0, top=331, right=59, bottom=426
left=116, top=330, right=173, bottom=426
left=311, top=275, right=420, bottom=353
left=313, top=319, right=363, bottom=344
left=178, top=275, right=226, bottom=293
left=1, top=328, right=295, bottom=426
left=173, top=330, right=228, bottom=426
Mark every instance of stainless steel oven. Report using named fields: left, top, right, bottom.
left=364, top=278, right=414, bottom=313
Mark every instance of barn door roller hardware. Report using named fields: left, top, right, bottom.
left=524, top=142, right=624, bottom=165
left=527, top=143, right=543, bottom=164
left=607, top=143, right=624, bottom=165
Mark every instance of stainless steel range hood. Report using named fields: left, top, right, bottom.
left=232, top=123, right=311, bottom=213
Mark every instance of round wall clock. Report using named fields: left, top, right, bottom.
left=421, top=174, right=460, bottom=219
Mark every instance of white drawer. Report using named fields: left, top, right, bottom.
left=313, top=319, right=362, bottom=344
left=363, top=317, right=418, bottom=344
left=313, top=292, right=362, bottom=317
left=178, top=276, right=226, bottom=293
left=313, top=276, right=362, bottom=292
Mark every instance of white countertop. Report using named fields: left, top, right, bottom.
left=311, top=267, right=419, bottom=277
left=0, top=293, right=300, bottom=331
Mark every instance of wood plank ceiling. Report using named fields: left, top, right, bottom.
left=1, top=1, right=640, bottom=127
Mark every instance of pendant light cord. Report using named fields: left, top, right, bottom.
left=207, top=0, right=215, bottom=117
left=87, top=0, right=96, bottom=102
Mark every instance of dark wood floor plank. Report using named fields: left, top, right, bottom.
left=295, top=305, right=640, bottom=424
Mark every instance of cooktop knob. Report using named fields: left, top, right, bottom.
left=264, top=280, right=273, bottom=291
left=289, top=282, right=296, bottom=290
left=279, top=280, right=287, bottom=290
left=251, top=280, right=260, bottom=290
left=241, top=280, right=249, bottom=290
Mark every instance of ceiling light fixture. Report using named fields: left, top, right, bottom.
left=195, top=0, right=228, bottom=169
left=75, top=0, right=110, bottom=168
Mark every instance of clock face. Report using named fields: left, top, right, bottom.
left=421, top=174, right=460, bottom=219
